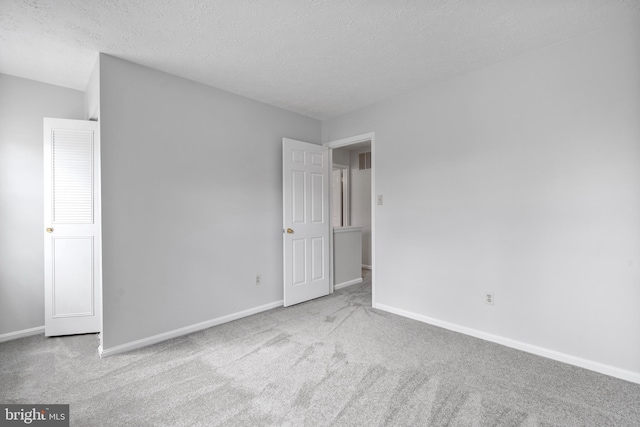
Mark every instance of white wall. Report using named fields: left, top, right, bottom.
left=322, top=19, right=640, bottom=379
left=349, top=148, right=372, bottom=266
left=0, top=74, right=84, bottom=336
left=85, top=56, right=100, bottom=120
left=99, top=55, right=321, bottom=351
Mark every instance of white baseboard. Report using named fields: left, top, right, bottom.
left=0, top=326, right=44, bottom=343
left=375, top=303, right=640, bottom=385
left=335, top=277, right=363, bottom=290
left=99, top=300, right=283, bottom=358
left=362, top=265, right=372, bottom=270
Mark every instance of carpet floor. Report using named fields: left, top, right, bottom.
left=1, top=271, right=639, bottom=426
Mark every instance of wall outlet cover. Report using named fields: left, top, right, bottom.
left=485, top=292, right=494, bottom=305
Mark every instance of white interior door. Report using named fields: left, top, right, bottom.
left=283, top=138, right=330, bottom=306
left=44, top=118, right=101, bottom=336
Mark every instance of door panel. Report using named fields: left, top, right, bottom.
left=292, top=239, right=306, bottom=286
left=44, top=118, right=101, bottom=337
left=292, top=170, right=305, bottom=223
left=52, top=237, right=94, bottom=316
left=311, top=237, right=325, bottom=281
left=52, top=129, right=94, bottom=223
left=283, top=138, right=330, bottom=306
left=311, top=173, right=324, bottom=222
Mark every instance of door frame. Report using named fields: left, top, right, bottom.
left=324, top=132, right=376, bottom=307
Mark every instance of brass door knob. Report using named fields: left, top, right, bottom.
left=46, top=227, right=54, bottom=233
left=286, top=228, right=294, bottom=234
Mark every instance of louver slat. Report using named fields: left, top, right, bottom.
left=52, top=130, right=93, bottom=223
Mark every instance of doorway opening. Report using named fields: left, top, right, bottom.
left=331, top=164, right=349, bottom=227
left=325, top=132, right=376, bottom=308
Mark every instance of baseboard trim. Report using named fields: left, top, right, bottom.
left=362, top=265, right=372, bottom=270
left=375, top=303, right=640, bottom=385
left=335, top=277, right=363, bottom=290
left=0, top=326, right=45, bottom=343
left=99, top=300, right=284, bottom=358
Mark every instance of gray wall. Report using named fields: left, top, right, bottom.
left=322, top=19, right=640, bottom=376
left=332, top=147, right=350, bottom=166
left=99, top=55, right=321, bottom=350
left=0, top=74, right=84, bottom=336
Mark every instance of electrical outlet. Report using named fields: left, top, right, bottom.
left=256, top=274, right=261, bottom=285
left=377, top=195, right=384, bottom=205
left=485, top=292, right=494, bottom=305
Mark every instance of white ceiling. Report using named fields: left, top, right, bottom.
left=1, top=1, right=638, bottom=120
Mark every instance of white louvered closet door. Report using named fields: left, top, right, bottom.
left=44, top=118, right=101, bottom=337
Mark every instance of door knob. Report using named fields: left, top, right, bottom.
left=286, top=228, right=294, bottom=234
left=46, top=227, right=54, bottom=233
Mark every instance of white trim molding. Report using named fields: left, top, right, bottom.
left=375, top=303, right=640, bottom=385
left=99, top=300, right=283, bottom=358
left=0, top=326, right=44, bottom=343
left=335, top=278, right=363, bottom=290
left=323, top=132, right=375, bottom=149
left=334, top=226, right=363, bottom=233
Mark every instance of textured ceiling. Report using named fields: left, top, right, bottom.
left=1, top=0, right=639, bottom=119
